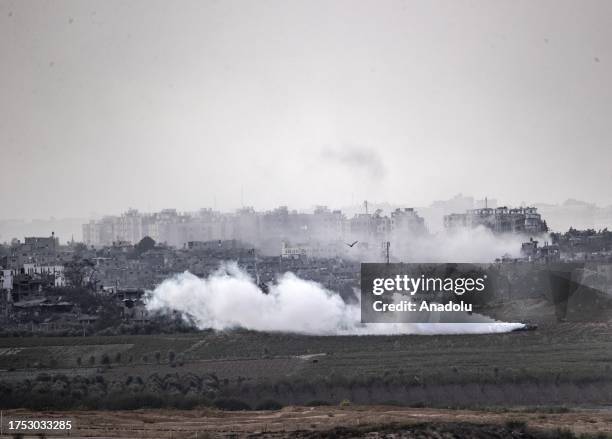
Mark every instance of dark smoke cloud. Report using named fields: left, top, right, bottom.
left=321, top=145, right=387, bottom=180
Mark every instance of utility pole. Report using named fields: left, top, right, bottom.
left=385, top=241, right=390, bottom=264
left=252, top=249, right=260, bottom=285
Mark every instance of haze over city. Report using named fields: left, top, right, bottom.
left=2, top=3, right=612, bottom=434
left=2, top=0, right=612, bottom=221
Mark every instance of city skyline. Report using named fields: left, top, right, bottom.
left=2, top=194, right=612, bottom=245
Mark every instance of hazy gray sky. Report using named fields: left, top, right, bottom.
left=1, top=0, right=611, bottom=219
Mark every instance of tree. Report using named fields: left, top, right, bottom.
left=73, top=242, right=88, bottom=255
left=64, top=257, right=96, bottom=289
left=135, top=236, right=156, bottom=254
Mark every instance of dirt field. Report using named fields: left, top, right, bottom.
left=1, top=405, right=612, bottom=438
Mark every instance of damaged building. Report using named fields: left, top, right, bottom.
left=444, top=206, right=548, bottom=234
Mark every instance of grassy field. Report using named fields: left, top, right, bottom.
left=0, top=322, right=611, bottom=409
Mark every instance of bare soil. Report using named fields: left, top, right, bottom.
left=2, top=405, right=612, bottom=438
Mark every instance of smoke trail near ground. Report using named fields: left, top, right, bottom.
left=145, top=262, right=524, bottom=335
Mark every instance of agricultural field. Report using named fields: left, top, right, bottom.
left=0, top=322, right=611, bottom=411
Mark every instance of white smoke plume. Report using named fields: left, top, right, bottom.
left=145, top=262, right=524, bottom=335
left=351, top=226, right=545, bottom=264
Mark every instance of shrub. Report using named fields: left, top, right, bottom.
left=255, top=399, right=283, bottom=410
left=36, top=373, right=51, bottom=382
left=380, top=400, right=404, bottom=406
left=553, top=428, right=576, bottom=439
left=305, top=400, right=331, bottom=407
left=101, top=392, right=165, bottom=410
left=213, top=398, right=251, bottom=411
left=505, top=419, right=527, bottom=430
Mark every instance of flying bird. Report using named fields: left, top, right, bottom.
left=345, top=240, right=359, bottom=248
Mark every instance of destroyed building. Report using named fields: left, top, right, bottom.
left=443, top=206, right=548, bottom=234
left=550, top=228, right=612, bottom=260
left=520, top=238, right=560, bottom=263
